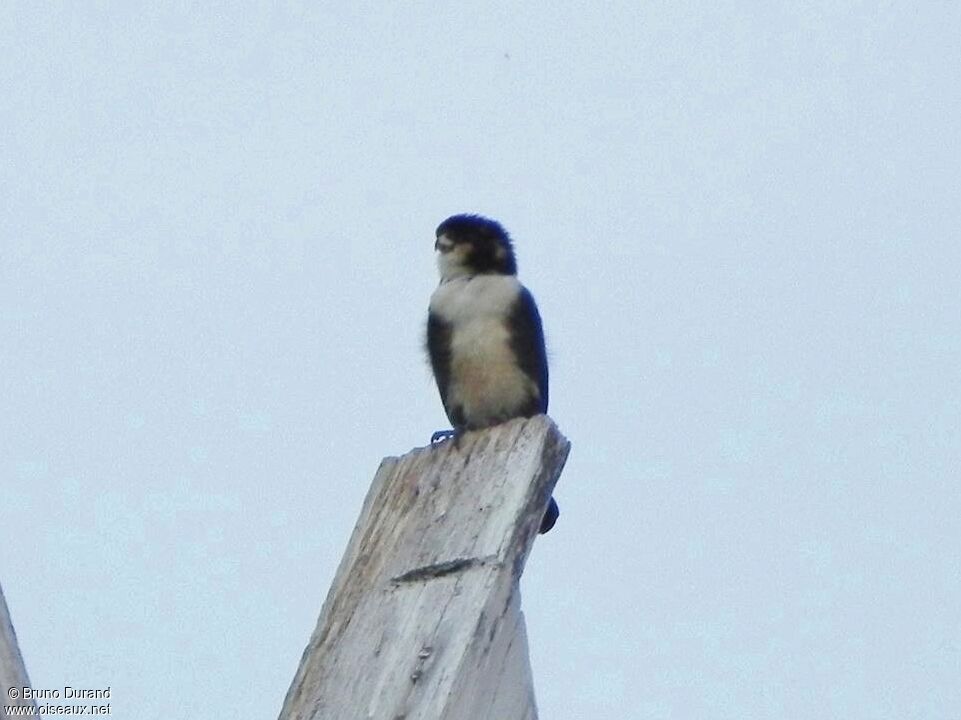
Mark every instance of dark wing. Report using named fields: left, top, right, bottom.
left=508, top=287, right=549, bottom=414
left=426, top=310, right=455, bottom=419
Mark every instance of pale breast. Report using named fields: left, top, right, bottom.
left=429, top=275, right=537, bottom=427
left=428, top=275, right=523, bottom=324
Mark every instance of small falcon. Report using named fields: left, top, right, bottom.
left=426, top=214, right=560, bottom=534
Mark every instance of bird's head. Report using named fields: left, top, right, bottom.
left=434, top=214, right=518, bottom=281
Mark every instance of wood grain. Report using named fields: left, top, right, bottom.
left=278, top=415, right=570, bottom=720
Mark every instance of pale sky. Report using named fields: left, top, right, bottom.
left=2, top=2, right=960, bottom=718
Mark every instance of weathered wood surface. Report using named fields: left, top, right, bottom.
left=279, top=415, right=570, bottom=720
left=1, top=582, right=37, bottom=717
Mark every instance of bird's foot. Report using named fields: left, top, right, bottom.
left=431, top=428, right=468, bottom=450
left=430, top=429, right=457, bottom=444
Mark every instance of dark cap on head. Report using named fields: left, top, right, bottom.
left=435, top=214, right=518, bottom=275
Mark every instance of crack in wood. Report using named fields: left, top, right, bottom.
left=391, top=557, right=487, bottom=584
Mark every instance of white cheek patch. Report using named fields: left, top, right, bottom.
left=436, top=243, right=474, bottom=282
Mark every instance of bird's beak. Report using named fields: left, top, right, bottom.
left=435, top=235, right=455, bottom=253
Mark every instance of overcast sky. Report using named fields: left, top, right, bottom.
left=2, top=2, right=960, bottom=718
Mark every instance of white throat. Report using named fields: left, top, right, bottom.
left=437, top=254, right=473, bottom=282
left=429, top=274, right=523, bottom=323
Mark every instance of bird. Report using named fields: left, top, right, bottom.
left=425, top=214, right=560, bottom=534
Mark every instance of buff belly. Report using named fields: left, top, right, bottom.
left=446, top=318, right=536, bottom=428
left=430, top=274, right=539, bottom=429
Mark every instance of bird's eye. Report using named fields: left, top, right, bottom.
left=435, top=235, right=455, bottom=253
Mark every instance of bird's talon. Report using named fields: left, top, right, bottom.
left=430, top=429, right=456, bottom=444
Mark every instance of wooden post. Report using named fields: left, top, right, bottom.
left=1, top=582, right=37, bottom=717
left=278, top=415, right=570, bottom=720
